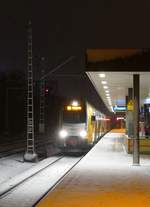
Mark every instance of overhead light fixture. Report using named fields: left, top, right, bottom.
left=103, top=86, right=108, bottom=89
left=105, top=90, right=109, bottom=93
left=106, top=94, right=110, bottom=97
left=99, top=73, right=106, bottom=78
left=101, top=81, right=107, bottom=85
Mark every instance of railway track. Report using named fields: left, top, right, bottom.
left=0, top=155, right=64, bottom=197
left=0, top=155, right=84, bottom=207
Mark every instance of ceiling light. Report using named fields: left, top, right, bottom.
left=105, top=90, right=109, bottom=93
left=103, top=86, right=108, bottom=89
left=99, top=73, right=105, bottom=78
left=106, top=94, right=110, bottom=97
left=101, top=81, right=107, bottom=85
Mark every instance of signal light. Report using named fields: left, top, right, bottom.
left=45, top=88, right=49, bottom=93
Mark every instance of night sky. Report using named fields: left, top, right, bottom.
left=0, top=0, right=150, bottom=134
left=0, top=0, right=150, bottom=73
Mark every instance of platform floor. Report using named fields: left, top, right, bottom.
left=37, top=131, right=150, bottom=207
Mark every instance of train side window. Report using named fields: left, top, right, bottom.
left=91, top=115, right=96, bottom=122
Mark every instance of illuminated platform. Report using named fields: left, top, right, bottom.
left=36, top=131, right=150, bottom=207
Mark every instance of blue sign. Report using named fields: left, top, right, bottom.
left=113, top=106, right=126, bottom=111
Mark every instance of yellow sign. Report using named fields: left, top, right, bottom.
left=66, top=106, right=82, bottom=111
left=127, top=100, right=133, bottom=111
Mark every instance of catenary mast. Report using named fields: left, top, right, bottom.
left=39, top=57, right=46, bottom=134
left=24, top=21, right=38, bottom=162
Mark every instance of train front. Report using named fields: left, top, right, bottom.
left=58, top=100, right=90, bottom=153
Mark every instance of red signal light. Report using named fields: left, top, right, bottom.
left=45, top=88, right=49, bottom=93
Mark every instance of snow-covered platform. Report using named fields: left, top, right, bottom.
left=37, top=131, right=150, bottom=207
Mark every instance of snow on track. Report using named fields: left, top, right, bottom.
left=0, top=156, right=82, bottom=207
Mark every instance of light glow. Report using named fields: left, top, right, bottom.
left=72, top=101, right=78, bottom=106
left=106, top=93, right=110, bottom=96
left=67, top=106, right=72, bottom=111
left=144, top=97, right=150, bottom=104
left=101, top=81, right=107, bottom=85
left=59, top=130, right=68, bottom=138
left=72, top=106, right=82, bottom=110
left=117, top=117, right=124, bottom=120
left=106, top=94, right=110, bottom=97
left=97, top=117, right=110, bottom=121
left=66, top=106, right=82, bottom=111
left=99, top=73, right=106, bottom=78
left=80, top=130, right=87, bottom=138
left=103, top=86, right=108, bottom=89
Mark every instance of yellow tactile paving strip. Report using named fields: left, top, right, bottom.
left=111, top=128, right=125, bottom=133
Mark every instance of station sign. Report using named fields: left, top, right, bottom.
left=113, top=106, right=126, bottom=111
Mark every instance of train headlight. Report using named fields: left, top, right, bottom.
left=59, top=130, right=68, bottom=138
left=80, top=130, right=87, bottom=138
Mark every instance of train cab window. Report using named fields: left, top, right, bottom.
left=63, top=111, right=86, bottom=123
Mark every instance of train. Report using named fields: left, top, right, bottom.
left=57, top=99, right=111, bottom=153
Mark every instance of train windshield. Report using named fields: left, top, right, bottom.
left=63, top=111, right=86, bottom=123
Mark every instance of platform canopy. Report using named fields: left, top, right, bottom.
left=86, top=49, right=150, bottom=112
left=86, top=49, right=143, bottom=62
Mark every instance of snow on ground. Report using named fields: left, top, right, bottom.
left=0, top=153, right=36, bottom=184
left=0, top=145, right=61, bottom=186
left=0, top=154, right=65, bottom=197
left=0, top=156, right=82, bottom=207
left=36, top=132, right=150, bottom=207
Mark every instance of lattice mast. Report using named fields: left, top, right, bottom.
left=39, top=57, right=46, bottom=134
left=24, top=21, right=37, bottom=161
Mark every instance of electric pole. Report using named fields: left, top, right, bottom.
left=24, top=21, right=38, bottom=162
left=39, top=57, right=46, bottom=134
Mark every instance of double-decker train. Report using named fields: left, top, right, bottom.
left=57, top=99, right=111, bottom=153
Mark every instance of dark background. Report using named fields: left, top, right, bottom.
left=0, top=0, right=150, bottom=136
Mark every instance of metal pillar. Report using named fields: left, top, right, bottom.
left=128, top=88, right=133, bottom=100
left=39, top=57, right=46, bottom=134
left=126, top=96, right=129, bottom=106
left=24, top=21, right=38, bottom=162
left=133, top=74, right=140, bottom=165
